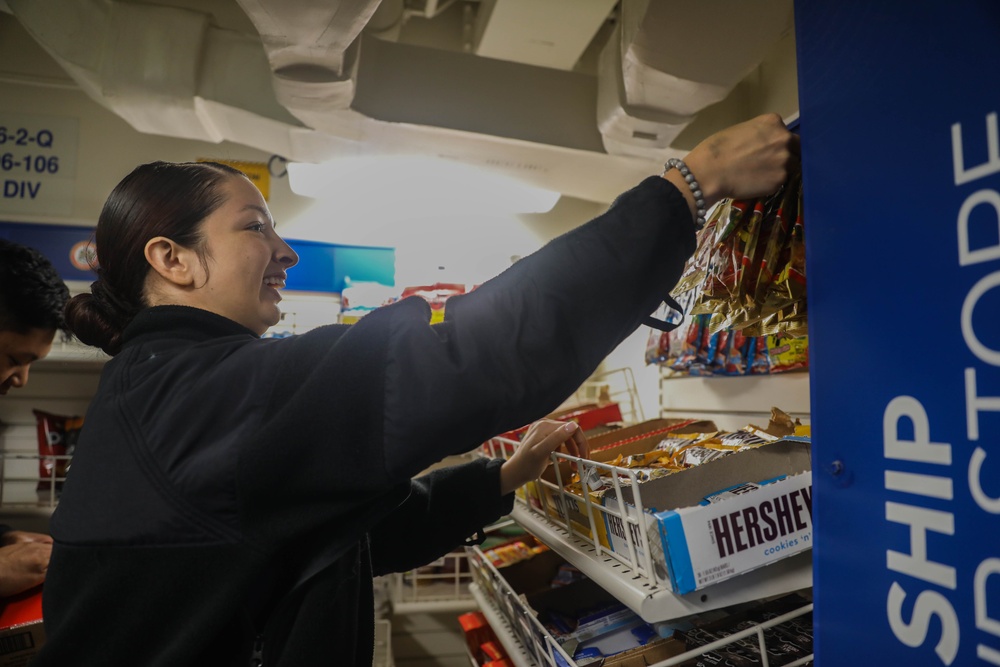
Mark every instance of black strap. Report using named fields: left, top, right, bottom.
left=642, top=294, right=686, bottom=332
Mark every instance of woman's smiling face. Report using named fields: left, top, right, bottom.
left=188, top=175, right=299, bottom=335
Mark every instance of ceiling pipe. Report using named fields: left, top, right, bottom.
left=4, top=0, right=795, bottom=203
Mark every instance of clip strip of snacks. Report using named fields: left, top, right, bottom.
left=647, top=171, right=808, bottom=377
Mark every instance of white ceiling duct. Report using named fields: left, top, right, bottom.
left=472, top=0, right=619, bottom=71
left=234, top=0, right=380, bottom=122
left=598, top=0, right=794, bottom=159
left=3, top=0, right=796, bottom=203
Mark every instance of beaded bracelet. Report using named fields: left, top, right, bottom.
left=663, top=158, right=707, bottom=230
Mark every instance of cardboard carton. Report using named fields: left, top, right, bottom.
left=588, top=418, right=715, bottom=453
left=0, top=587, right=44, bottom=667
left=531, top=420, right=718, bottom=547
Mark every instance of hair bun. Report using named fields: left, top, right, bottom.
left=64, top=287, right=132, bottom=356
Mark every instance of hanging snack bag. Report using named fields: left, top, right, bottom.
left=644, top=298, right=687, bottom=365
left=766, top=187, right=807, bottom=315
left=693, top=199, right=752, bottom=317
left=688, top=315, right=714, bottom=376
left=724, top=329, right=749, bottom=375
left=737, top=198, right=773, bottom=313
left=33, top=409, right=82, bottom=495
left=669, top=312, right=703, bottom=374
left=747, top=336, right=771, bottom=375
left=766, top=333, right=810, bottom=373
left=755, top=176, right=801, bottom=310
left=708, top=329, right=730, bottom=373
left=673, top=207, right=723, bottom=297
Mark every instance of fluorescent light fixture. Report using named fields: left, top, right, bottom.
left=287, top=155, right=560, bottom=214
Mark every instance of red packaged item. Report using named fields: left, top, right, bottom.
left=458, top=611, right=493, bottom=657
left=479, top=640, right=508, bottom=662
left=33, top=410, right=83, bottom=495
left=0, top=585, right=45, bottom=664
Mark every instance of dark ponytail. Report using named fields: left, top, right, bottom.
left=65, top=161, right=246, bottom=355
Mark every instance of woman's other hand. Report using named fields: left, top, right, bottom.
left=499, top=419, right=589, bottom=495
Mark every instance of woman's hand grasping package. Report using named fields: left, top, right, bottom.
left=662, top=113, right=801, bottom=222
left=500, top=420, right=590, bottom=495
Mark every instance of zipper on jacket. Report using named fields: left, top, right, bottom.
left=249, top=634, right=264, bottom=667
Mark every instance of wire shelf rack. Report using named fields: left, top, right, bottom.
left=467, top=544, right=813, bottom=667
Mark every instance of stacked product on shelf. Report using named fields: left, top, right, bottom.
left=459, top=609, right=514, bottom=667
left=469, top=541, right=679, bottom=666
left=468, top=541, right=814, bottom=667
left=671, top=592, right=814, bottom=666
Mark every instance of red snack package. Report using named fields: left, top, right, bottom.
left=480, top=640, right=509, bottom=662
left=33, top=410, right=82, bottom=495
left=458, top=611, right=494, bottom=657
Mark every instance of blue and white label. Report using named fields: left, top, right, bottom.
left=797, top=2, right=1000, bottom=665
left=656, top=473, right=813, bottom=594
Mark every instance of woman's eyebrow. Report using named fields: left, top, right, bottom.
left=242, top=204, right=275, bottom=225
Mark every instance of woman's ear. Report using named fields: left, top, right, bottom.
left=144, top=236, right=199, bottom=287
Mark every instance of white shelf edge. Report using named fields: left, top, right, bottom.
left=510, top=504, right=812, bottom=624
left=391, top=598, right=478, bottom=614
left=469, top=582, right=538, bottom=667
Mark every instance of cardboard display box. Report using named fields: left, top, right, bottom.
left=529, top=420, right=717, bottom=545
left=604, top=438, right=813, bottom=594
left=500, top=402, right=625, bottom=443
left=587, top=418, right=715, bottom=453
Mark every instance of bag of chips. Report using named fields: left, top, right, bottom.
left=33, top=409, right=82, bottom=495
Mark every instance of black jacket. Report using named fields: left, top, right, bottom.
left=33, top=176, right=695, bottom=666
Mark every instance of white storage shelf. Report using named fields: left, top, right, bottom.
left=467, top=544, right=814, bottom=667
left=479, top=435, right=812, bottom=625
left=509, top=502, right=812, bottom=623
left=0, top=450, right=67, bottom=509
left=472, top=391, right=814, bottom=667
left=387, top=549, right=479, bottom=614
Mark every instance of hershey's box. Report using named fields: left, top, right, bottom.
left=604, top=438, right=812, bottom=594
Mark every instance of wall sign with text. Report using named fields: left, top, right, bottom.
left=0, top=112, right=79, bottom=217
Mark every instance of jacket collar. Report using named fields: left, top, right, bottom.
left=121, top=306, right=259, bottom=348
